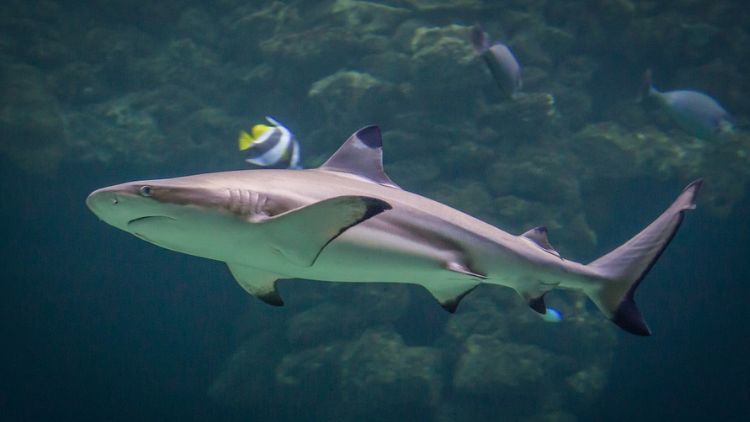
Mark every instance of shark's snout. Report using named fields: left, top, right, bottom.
left=86, top=188, right=114, bottom=217
left=86, top=184, right=152, bottom=230
left=87, top=188, right=115, bottom=209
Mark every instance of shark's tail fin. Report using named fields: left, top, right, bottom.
left=584, top=180, right=702, bottom=336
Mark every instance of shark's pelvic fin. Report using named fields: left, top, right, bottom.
left=423, top=260, right=485, bottom=313
left=227, top=264, right=284, bottom=306
left=260, top=195, right=392, bottom=267
left=422, top=280, right=480, bottom=313
left=521, top=226, right=560, bottom=258
left=585, top=179, right=702, bottom=336
left=319, top=125, right=401, bottom=188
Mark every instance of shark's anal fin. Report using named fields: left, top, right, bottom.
left=227, top=264, right=284, bottom=306
left=527, top=294, right=547, bottom=314
left=318, top=126, right=401, bottom=188
left=516, top=286, right=552, bottom=315
left=521, top=226, right=560, bottom=258
left=260, top=195, right=391, bottom=267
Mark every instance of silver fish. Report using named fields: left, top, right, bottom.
left=471, top=24, right=522, bottom=99
left=644, top=70, right=734, bottom=140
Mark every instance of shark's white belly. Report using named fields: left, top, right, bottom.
left=128, top=198, right=591, bottom=301
left=279, top=221, right=550, bottom=296
left=302, top=224, right=468, bottom=284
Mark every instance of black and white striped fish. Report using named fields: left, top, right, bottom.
left=238, top=117, right=301, bottom=169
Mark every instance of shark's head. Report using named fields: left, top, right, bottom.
left=86, top=177, right=240, bottom=253
left=87, top=179, right=221, bottom=228
left=87, top=162, right=392, bottom=268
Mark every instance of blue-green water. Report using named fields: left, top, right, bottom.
left=2, top=1, right=749, bottom=421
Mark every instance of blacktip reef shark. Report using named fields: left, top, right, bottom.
left=87, top=126, right=702, bottom=336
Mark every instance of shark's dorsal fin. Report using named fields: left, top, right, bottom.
left=319, top=126, right=400, bottom=188
left=521, top=226, right=560, bottom=258
left=227, top=264, right=284, bottom=306
left=259, top=195, right=391, bottom=267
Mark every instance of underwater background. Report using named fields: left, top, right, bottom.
left=1, top=0, right=749, bottom=420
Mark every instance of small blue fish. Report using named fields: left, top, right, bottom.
left=238, top=116, right=302, bottom=169
left=471, top=24, right=522, bottom=99
left=643, top=70, right=734, bottom=140
left=541, top=307, right=563, bottom=323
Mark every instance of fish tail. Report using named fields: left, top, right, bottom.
left=470, top=23, right=489, bottom=53
left=238, top=130, right=254, bottom=151
left=636, top=68, right=656, bottom=102
left=583, top=179, right=702, bottom=336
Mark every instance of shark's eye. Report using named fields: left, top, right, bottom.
left=139, top=185, right=153, bottom=197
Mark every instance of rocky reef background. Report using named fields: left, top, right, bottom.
left=2, top=1, right=749, bottom=421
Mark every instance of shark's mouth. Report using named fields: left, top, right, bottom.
left=127, top=216, right=177, bottom=243
left=127, top=215, right=176, bottom=227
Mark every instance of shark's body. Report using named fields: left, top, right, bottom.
left=87, top=126, right=701, bottom=336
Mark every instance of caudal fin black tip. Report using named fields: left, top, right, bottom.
left=612, top=297, right=652, bottom=336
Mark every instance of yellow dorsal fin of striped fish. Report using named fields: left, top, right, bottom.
left=238, top=131, right=254, bottom=151
left=252, top=124, right=270, bottom=139
left=238, top=124, right=273, bottom=151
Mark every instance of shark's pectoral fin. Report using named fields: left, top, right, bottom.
left=227, top=263, right=284, bottom=306
left=259, top=195, right=391, bottom=267
left=423, top=280, right=480, bottom=313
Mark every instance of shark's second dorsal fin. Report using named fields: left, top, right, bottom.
left=521, top=226, right=561, bottom=258
left=319, top=126, right=400, bottom=188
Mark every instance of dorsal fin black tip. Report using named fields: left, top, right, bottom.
left=521, top=226, right=559, bottom=258
left=355, top=125, right=382, bottom=148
